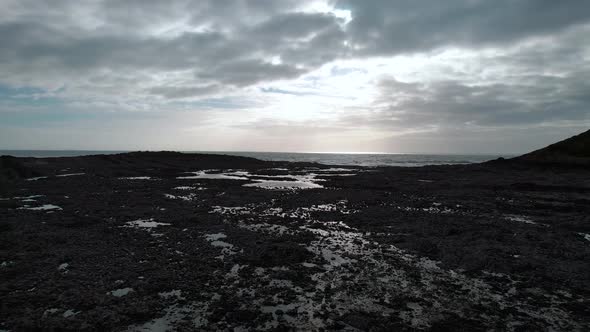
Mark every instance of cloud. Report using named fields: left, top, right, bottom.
left=1, top=0, right=590, bottom=152
left=148, top=84, right=221, bottom=99
left=2, top=0, right=589, bottom=94
left=0, top=0, right=345, bottom=91
left=335, top=69, right=590, bottom=131
left=249, top=12, right=337, bottom=41
left=359, top=26, right=590, bottom=131
left=196, top=60, right=306, bottom=87
left=337, top=0, right=590, bottom=55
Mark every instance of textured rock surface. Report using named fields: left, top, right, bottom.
left=0, top=150, right=589, bottom=331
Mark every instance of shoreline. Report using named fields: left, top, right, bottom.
left=0, top=150, right=514, bottom=168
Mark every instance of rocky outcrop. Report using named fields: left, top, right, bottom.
left=516, top=129, right=590, bottom=166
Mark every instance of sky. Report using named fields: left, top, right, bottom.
left=1, top=0, right=589, bottom=154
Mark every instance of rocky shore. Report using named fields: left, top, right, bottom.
left=1, top=136, right=589, bottom=330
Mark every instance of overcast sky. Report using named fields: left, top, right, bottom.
left=1, top=0, right=589, bottom=153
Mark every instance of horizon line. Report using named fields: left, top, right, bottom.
left=0, top=149, right=519, bottom=156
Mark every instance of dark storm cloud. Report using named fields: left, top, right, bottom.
left=336, top=0, right=590, bottom=54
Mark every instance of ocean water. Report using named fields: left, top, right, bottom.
left=216, top=152, right=512, bottom=167
left=0, top=150, right=513, bottom=167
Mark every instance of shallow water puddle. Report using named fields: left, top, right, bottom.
left=163, top=193, right=197, bottom=201
left=173, top=186, right=205, bottom=190
left=124, top=218, right=171, bottom=229
left=177, top=170, right=250, bottom=180
left=203, top=233, right=239, bottom=258
left=56, top=173, right=85, bottom=177
left=504, top=214, right=549, bottom=227
left=25, top=176, right=48, bottom=181
left=210, top=205, right=256, bottom=216
left=57, top=263, right=69, bottom=273
left=1, top=261, right=15, bottom=268
left=243, top=180, right=323, bottom=189
left=18, top=204, right=62, bottom=211
left=300, top=200, right=357, bottom=214
left=315, top=167, right=358, bottom=172
left=578, top=232, right=590, bottom=242
left=62, top=309, right=80, bottom=318
left=393, top=202, right=458, bottom=215
left=108, top=287, right=134, bottom=297
left=175, top=169, right=359, bottom=189
left=12, top=194, right=44, bottom=200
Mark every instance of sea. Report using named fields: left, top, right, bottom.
left=0, top=150, right=514, bottom=167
